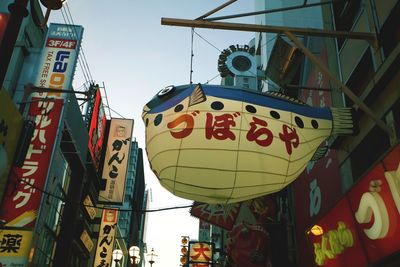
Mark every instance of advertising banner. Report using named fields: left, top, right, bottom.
left=0, top=229, right=33, bottom=267
left=0, top=98, right=64, bottom=228
left=99, top=118, right=133, bottom=204
left=34, top=23, right=83, bottom=98
left=0, top=90, right=23, bottom=204
left=308, top=144, right=400, bottom=266
left=93, top=209, right=118, bottom=267
left=88, top=88, right=107, bottom=171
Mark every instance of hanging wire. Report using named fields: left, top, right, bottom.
left=193, top=30, right=222, bottom=52
left=190, top=28, right=194, bottom=84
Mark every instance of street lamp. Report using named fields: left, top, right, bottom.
left=147, top=248, right=157, bottom=267
left=112, top=249, right=123, bottom=266
left=128, top=246, right=140, bottom=267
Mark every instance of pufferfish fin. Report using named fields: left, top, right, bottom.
left=330, top=107, right=356, bottom=136
left=263, top=91, right=306, bottom=105
left=189, top=83, right=207, bottom=107
left=311, top=146, right=329, bottom=161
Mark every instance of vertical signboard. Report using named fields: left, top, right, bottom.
left=0, top=90, right=23, bottom=204
left=99, top=118, right=133, bottom=204
left=88, top=88, right=107, bottom=171
left=0, top=229, right=33, bottom=267
left=34, top=23, right=83, bottom=97
left=0, top=98, right=64, bottom=228
left=93, top=209, right=118, bottom=267
left=292, top=42, right=343, bottom=266
left=308, top=145, right=400, bottom=266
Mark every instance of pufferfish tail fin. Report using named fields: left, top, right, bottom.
left=330, top=107, right=357, bottom=136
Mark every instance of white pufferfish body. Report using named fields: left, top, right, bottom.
left=142, top=84, right=353, bottom=204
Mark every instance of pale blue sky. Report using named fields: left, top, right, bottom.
left=49, top=1, right=255, bottom=265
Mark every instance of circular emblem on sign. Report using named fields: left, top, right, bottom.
left=218, top=44, right=255, bottom=77
left=158, top=85, right=175, bottom=97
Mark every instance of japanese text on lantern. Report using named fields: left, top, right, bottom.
left=167, top=111, right=299, bottom=155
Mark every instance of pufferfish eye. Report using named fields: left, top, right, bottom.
left=157, top=85, right=175, bottom=97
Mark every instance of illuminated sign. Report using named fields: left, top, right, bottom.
left=189, top=242, right=212, bottom=264
left=143, top=83, right=354, bottom=204
left=88, top=88, right=107, bottom=171
left=93, top=209, right=118, bottom=267
left=0, top=98, right=64, bottom=228
left=0, top=229, right=33, bottom=266
left=313, top=221, right=354, bottom=266
left=308, top=145, right=400, bottom=266
left=0, top=13, right=9, bottom=44
left=99, top=118, right=133, bottom=204
left=0, top=90, right=23, bottom=204
left=34, top=23, right=83, bottom=98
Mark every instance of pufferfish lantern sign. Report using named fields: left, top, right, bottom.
left=142, top=84, right=354, bottom=204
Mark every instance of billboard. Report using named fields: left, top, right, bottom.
left=88, top=88, right=107, bottom=171
left=34, top=23, right=83, bottom=98
left=99, top=118, right=133, bottom=204
left=0, top=90, right=23, bottom=204
left=308, top=144, right=400, bottom=266
left=93, top=209, right=118, bottom=267
left=0, top=98, right=64, bottom=228
left=0, top=229, right=33, bottom=267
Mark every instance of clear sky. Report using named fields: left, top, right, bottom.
left=49, top=1, right=255, bottom=266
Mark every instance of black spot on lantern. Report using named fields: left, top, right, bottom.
left=154, top=114, right=163, bottom=126
left=211, top=101, right=224, bottom=110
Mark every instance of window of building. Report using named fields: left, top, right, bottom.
left=379, top=1, right=400, bottom=58
left=332, top=0, right=362, bottom=48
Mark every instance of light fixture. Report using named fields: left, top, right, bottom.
left=147, top=248, right=157, bottom=267
left=129, top=246, right=140, bottom=267
left=112, top=249, right=123, bottom=266
left=309, top=224, right=324, bottom=236
left=39, top=0, right=67, bottom=27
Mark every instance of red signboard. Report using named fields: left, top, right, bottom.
left=0, top=13, right=9, bottom=44
left=293, top=43, right=343, bottom=266
left=190, top=202, right=241, bottom=230
left=88, top=88, right=106, bottom=171
left=308, top=145, right=400, bottom=266
left=0, top=98, right=63, bottom=228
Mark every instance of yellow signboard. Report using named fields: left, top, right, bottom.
left=0, top=90, right=23, bottom=203
left=0, top=229, right=33, bottom=266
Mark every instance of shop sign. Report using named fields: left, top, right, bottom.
left=0, top=90, right=23, bottom=204
left=0, top=229, right=33, bottom=267
left=99, top=118, right=133, bottom=204
left=88, top=88, right=107, bottom=171
left=34, top=23, right=83, bottom=98
left=309, top=145, right=400, bottom=266
left=0, top=98, right=64, bottom=228
left=189, top=242, right=212, bottom=264
left=80, top=230, right=94, bottom=253
left=83, top=195, right=97, bottom=220
left=93, top=209, right=118, bottom=267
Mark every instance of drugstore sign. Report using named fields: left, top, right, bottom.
left=308, top=144, right=400, bottom=266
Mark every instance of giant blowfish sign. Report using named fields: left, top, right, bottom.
left=142, top=84, right=354, bottom=204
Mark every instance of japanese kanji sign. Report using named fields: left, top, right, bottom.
left=0, top=229, right=33, bottom=267
left=142, top=83, right=354, bottom=204
left=34, top=23, right=83, bottom=98
left=93, top=209, right=118, bottom=267
left=99, top=118, right=133, bottom=204
left=0, top=90, right=23, bottom=205
left=189, top=242, right=212, bottom=264
left=0, top=98, right=64, bottom=228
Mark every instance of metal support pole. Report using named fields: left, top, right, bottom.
left=161, top=18, right=376, bottom=43
left=283, top=30, right=393, bottom=137
left=0, top=0, right=29, bottom=89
